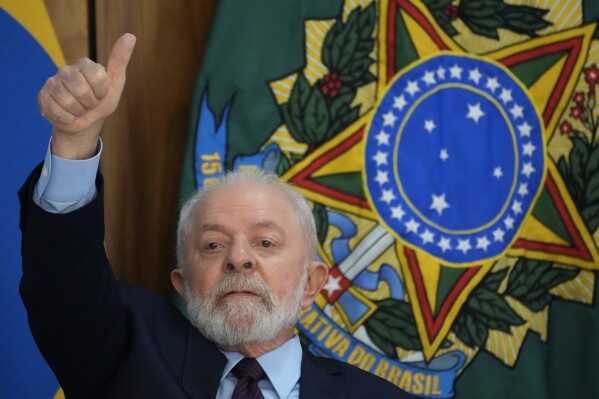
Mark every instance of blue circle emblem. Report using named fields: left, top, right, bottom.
left=364, top=54, right=545, bottom=264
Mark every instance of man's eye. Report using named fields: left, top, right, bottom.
left=207, top=242, right=219, bottom=249
left=260, top=240, right=273, bottom=248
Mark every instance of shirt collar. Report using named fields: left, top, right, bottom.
left=220, top=336, right=302, bottom=399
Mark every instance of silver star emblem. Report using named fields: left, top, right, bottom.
left=430, top=193, right=450, bottom=216
left=466, top=102, right=485, bottom=123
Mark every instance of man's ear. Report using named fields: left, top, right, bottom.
left=301, top=261, right=328, bottom=310
left=170, top=268, right=186, bottom=297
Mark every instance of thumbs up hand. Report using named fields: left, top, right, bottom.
left=38, top=33, right=137, bottom=159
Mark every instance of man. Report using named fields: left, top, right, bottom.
left=20, top=33, right=415, bottom=398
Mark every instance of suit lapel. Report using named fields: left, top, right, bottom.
left=299, top=347, right=345, bottom=399
left=180, top=332, right=349, bottom=398
left=181, top=325, right=227, bottom=399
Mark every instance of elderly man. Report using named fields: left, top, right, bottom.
left=19, top=34, right=415, bottom=398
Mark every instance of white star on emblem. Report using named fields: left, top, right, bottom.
left=405, top=80, right=420, bottom=96
left=510, top=103, right=524, bottom=119
left=476, top=236, right=491, bottom=251
left=405, top=218, right=420, bottom=234
left=393, top=95, right=408, bottom=111
left=492, top=228, right=505, bottom=242
left=518, top=183, right=529, bottom=197
left=457, top=239, right=472, bottom=254
left=466, top=103, right=485, bottom=123
left=512, top=200, right=523, bottom=215
left=422, top=71, right=437, bottom=86
left=504, top=216, right=515, bottom=230
left=518, top=122, right=532, bottom=137
left=449, top=64, right=463, bottom=79
left=493, top=166, right=503, bottom=179
left=500, top=88, right=513, bottom=104
left=375, top=170, right=389, bottom=185
left=485, top=77, right=500, bottom=93
left=381, top=189, right=396, bottom=204
left=440, top=149, right=449, bottom=161
left=437, top=66, right=446, bottom=80
left=372, top=151, right=388, bottom=166
left=323, top=275, right=342, bottom=297
left=468, top=68, right=482, bottom=84
left=382, top=111, right=398, bottom=127
left=424, top=119, right=436, bottom=133
left=376, top=130, right=391, bottom=146
left=522, top=162, right=535, bottom=177
left=430, top=193, right=450, bottom=216
left=422, top=70, right=436, bottom=85
left=420, top=229, right=435, bottom=245
left=437, top=237, right=452, bottom=252
left=391, top=205, right=406, bottom=220
left=522, top=142, right=536, bottom=156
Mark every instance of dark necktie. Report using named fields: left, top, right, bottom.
left=231, top=357, right=266, bottom=399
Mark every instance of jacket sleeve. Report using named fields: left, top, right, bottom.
left=19, top=163, right=127, bottom=399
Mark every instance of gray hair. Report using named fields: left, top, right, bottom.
left=176, top=169, right=319, bottom=268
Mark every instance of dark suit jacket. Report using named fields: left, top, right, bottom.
left=19, top=165, right=414, bottom=399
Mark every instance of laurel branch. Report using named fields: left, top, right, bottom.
left=422, top=0, right=551, bottom=40
left=280, top=4, right=375, bottom=151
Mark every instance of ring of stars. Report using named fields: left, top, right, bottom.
left=365, top=54, right=545, bottom=263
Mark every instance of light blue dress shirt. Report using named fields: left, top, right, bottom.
left=34, top=139, right=100, bottom=213
left=218, top=336, right=301, bottom=399
left=33, top=139, right=302, bottom=398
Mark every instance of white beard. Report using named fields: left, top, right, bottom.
left=184, top=271, right=306, bottom=346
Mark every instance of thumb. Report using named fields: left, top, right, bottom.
left=106, top=33, right=137, bottom=82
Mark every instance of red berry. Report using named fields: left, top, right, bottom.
left=559, top=121, right=573, bottom=135
left=573, top=92, right=585, bottom=104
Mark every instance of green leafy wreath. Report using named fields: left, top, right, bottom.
left=280, top=3, right=593, bottom=359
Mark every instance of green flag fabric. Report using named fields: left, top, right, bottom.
left=180, top=1, right=599, bottom=398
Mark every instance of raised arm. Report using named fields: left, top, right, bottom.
left=20, top=34, right=136, bottom=399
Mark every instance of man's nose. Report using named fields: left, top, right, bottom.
left=224, top=240, right=255, bottom=273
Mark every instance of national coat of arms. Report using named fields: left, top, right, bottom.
left=191, top=1, right=599, bottom=397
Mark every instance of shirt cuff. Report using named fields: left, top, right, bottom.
left=34, top=138, right=102, bottom=213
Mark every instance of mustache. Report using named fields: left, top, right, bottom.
left=208, top=273, right=275, bottom=309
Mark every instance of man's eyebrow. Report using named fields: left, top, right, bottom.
left=198, top=221, right=285, bottom=234
left=252, top=220, right=286, bottom=235
left=199, top=223, right=227, bottom=233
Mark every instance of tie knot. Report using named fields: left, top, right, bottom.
left=232, top=358, right=266, bottom=381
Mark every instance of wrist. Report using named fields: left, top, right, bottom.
left=51, top=125, right=103, bottom=160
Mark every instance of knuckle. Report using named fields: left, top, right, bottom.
left=37, top=90, right=50, bottom=109
left=44, top=76, right=60, bottom=92
left=80, top=95, right=99, bottom=110
left=57, top=64, right=77, bottom=78
left=87, top=68, right=107, bottom=86
left=61, top=70, right=82, bottom=87
left=43, top=103, right=62, bottom=120
left=75, top=57, right=94, bottom=66
left=61, top=94, right=78, bottom=110
left=69, top=82, right=88, bottom=98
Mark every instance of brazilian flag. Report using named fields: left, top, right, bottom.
left=182, top=1, right=599, bottom=398
left=0, top=1, right=67, bottom=398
